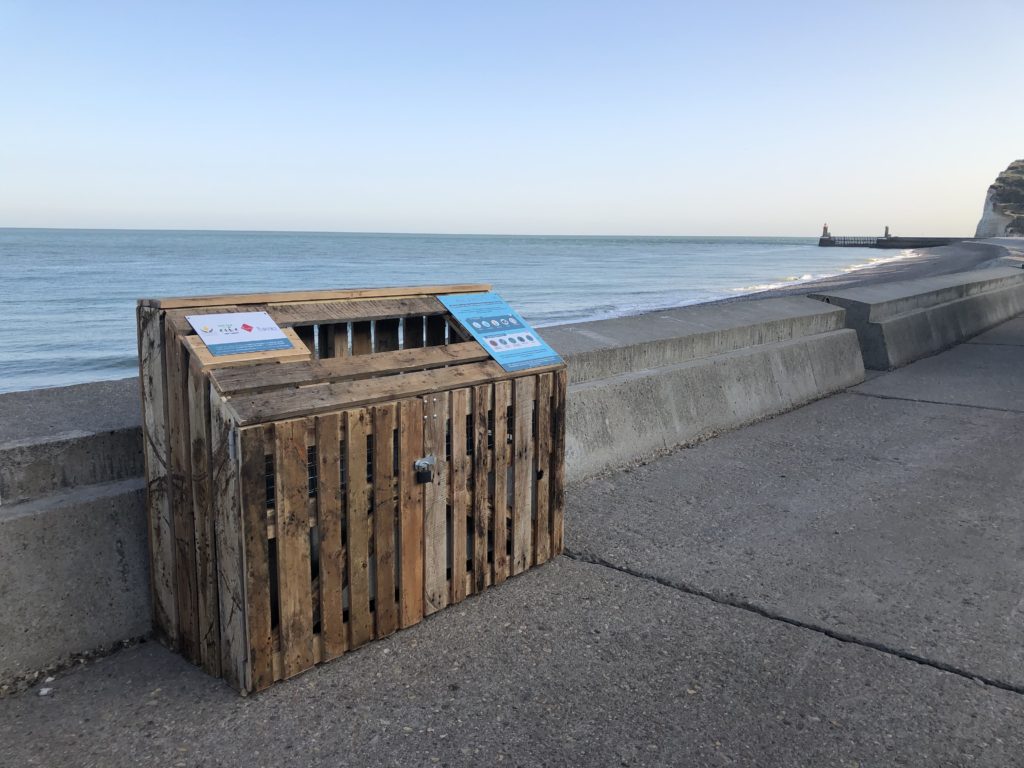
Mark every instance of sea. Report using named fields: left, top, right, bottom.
left=0, top=228, right=912, bottom=394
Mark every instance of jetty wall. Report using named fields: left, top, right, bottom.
left=0, top=295, right=875, bottom=682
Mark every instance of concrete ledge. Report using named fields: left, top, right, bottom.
left=0, top=478, right=151, bottom=682
left=810, top=268, right=1024, bottom=369
left=0, top=297, right=866, bottom=681
left=564, top=325, right=864, bottom=480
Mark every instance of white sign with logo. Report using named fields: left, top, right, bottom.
left=185, top=311, right=293, bottom=357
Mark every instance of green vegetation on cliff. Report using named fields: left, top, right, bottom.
left=989, top=160, right=1024, bottom=234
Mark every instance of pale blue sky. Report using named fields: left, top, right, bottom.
left=1, top=1, right=1021, bottom=236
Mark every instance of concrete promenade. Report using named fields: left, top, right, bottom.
left=2, top=320, right=1023, bottom=765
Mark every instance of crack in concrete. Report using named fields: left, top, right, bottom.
left=848, top=390, right=1024, bottom=415
left=564, top=548, right=1024, bottom=697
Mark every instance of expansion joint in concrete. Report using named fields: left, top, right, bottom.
left=847, top=390, right=1024, bottom=415
left=563, top=549, right=1024, bottom=698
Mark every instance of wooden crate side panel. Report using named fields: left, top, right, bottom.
left=472, top=384, right=492, bottom=593
left=345, top=409, right=374, bottom=648
left=351, top=321, right=372, bottom=356
left=422, top=393, right=449, bottom=615
left=491, top=381, right=511, bottom=585
left=512, top=376, right=536, bottom=575
left=398, top=398, right=425, bottom=628
left=372, top=403, right=399, bottom=637
left=534, top=373, right=553, bottom=566
left=210, top=396, right=247, bottom=691
left=551, top=368, right=567, bottom=555
left=449, top=389, right=469, bottom=603
left=137, top=306, right=178, bottom=646
left=187, top=365, right=220, bottom=676
left=315, top=413, right=348, bottom=661
left=274, top=418, right=316, bottom=679
left=165, top=327, right=199, bottom=662
left=239, top=425, right=275, bottom=691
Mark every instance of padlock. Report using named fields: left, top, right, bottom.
left=413, top=454, right=436, bottom=484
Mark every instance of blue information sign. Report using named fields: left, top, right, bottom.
left=438, top=292, right=563, bottom=373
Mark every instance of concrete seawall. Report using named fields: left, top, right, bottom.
left=810, top=267, right=1024, bottom=369
left=0, top=296, right=866, bottom=682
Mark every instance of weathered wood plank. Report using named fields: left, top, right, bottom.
left=274, top=418, right=315, bottom=679
left=449, top=388, right=470, bottom=603
left=136, top=306, right=178, bottom=646
left=422, top=393, right=449, bottom=615
left=230, top=359, right=564, bottom=425
left=165, top=326, right=199, bottom=662
left=239, top=424, right=275, bottom=691
left=142, top=283, right=490, bottom=310
left=551, top=367, right=567, bottom=555
left=351, top=321, right=372, bottom=356
left=472, top=384, right=492, bottom=593
left=315, top=412, right=347, bottom=661
left=491, top=380, right=511, bottom=586
left=187, top=364, right=220, bottom=676
left=372, top=403, right=399, bottom=637
left=404, top=316, right=425, bottom=348
left=534, top=373, right=553, bottom=565
left=270, top=296, right=444, bottom=327
left=210, top=395, right=245, bottom=690
left=211, top=342, right=487, bottom=396
left=398, top=398, right=425, bottom=628
left=345, top=409, right=374, bottom=647
left=374, top=318, right=400, bottom=353
left=512, top=376, right=536, bottom=575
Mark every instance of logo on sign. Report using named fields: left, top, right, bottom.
left=241, top=323, right=254, bottom=332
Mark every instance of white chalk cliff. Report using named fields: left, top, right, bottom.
left=975, top=160, right=1024, bottom=237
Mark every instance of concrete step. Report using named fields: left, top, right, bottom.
left=0, top=378, right=142, bottom=505
left=0, top=477, right=150, bottom=683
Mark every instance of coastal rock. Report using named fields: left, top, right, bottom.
left=975, top=159, right=1024, bottom=237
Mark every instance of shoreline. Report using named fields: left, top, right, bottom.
left=719, top=238, right=1024, bottom=305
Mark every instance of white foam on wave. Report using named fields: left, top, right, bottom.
left=728, top=249, right=919, bottom=296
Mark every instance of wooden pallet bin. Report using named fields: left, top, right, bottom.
left=136, top=284, right=566, bottom=693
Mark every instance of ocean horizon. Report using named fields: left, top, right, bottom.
left=0, top=227, right=912, bottom=394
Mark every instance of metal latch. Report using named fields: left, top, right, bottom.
left=414, top=454, right=436, bottom=484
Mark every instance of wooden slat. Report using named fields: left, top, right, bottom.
left=270, top=296, right=443, bottom=327
left=449, top=389, right=470, bottom=603
left=316, top=413, right=347, bottom=661
left=239, top=424, right=275, bottom=691
left=551, top=367, right=567, bottom=555
left=512, top=376, right=536, bottom=575
left=404, top=316, right=425, bottom=349
left=187, top=364, right=220, bottom=676
left=345, top=409, right=374, bottom=647
left=375, top=318, right=400, bottom=353
left=534, top=373, right=552, bottom=565
left=210, top=396, right=246, bottom=690
left=351, top=321, right=372, bottom=356
left=211, top=342, right=488, bottom=395
left=422, top=393, right=449, bottom=615
left=230, top=359, right=565, bottom=425
left=426, top=315, right=447, bottom=346
left=165, top=325, right=199, bottom=662
left=136, top=306, right=178, bottom=646
left=183, top=328, right=311, bottom=370
left=398, top=398, right=425, bottom=628
left=472, top=384, right=492, bottom=593
left=329, top=323, right=349, bottom=357
left=142, top=283, right=491, bottom=309
left=274, top=418, right=316, bottom=679
left=491, top=380, right=511, bottom=586
left=372, top=403, right=399, bottom=637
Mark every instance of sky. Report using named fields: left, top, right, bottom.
left=1, top=1, right=1021, bottom=236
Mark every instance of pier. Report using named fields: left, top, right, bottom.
left=818, top=224, right=970, bottom=249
